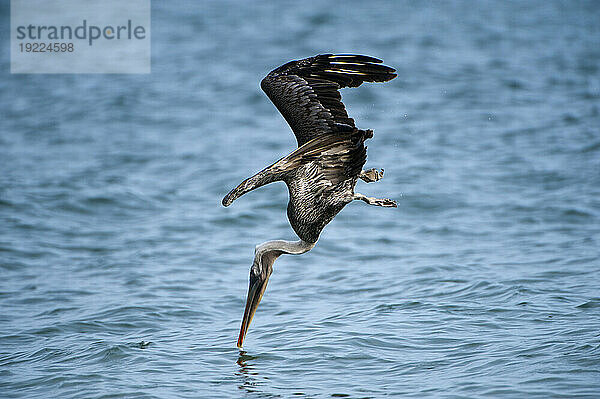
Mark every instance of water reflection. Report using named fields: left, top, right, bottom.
left=236, top=350, right=314, bottom=398
left=235, top=350, right=265, bottom=396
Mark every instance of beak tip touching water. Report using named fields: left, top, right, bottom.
left=237, top=322, right=247, bottom=348
left=237, top=271, right=266, bottom=349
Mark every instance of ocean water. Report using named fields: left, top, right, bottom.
left=1, top=1, right=600, bottom=397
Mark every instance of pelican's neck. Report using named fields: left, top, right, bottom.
left=255, top=239, right=316, bottom=257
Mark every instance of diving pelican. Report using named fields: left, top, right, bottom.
left=222, top=54, right=397, bottom=348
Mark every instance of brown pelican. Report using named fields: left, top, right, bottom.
left=222, top=54, right=397, bottom=348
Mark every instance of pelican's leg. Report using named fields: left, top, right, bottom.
left=359, top=168, right=384, bottom=183
left=353, top=192, right=397, bottom=207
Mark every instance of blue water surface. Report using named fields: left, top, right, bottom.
left=1, top=1, right=600, bottom=398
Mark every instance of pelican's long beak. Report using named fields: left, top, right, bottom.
left=237, top=268, right=271, bottom=348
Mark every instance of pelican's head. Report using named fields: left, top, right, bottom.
left=237, top=248, right=281, bottom=348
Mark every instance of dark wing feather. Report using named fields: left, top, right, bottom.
left=221, top=129, right=366, bottom=207
left=261, top=54, right=397, bottom=147
left=287, top=131, right=366, bottom=189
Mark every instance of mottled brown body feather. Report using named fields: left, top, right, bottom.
left=222, top=54, right=396, bottom=242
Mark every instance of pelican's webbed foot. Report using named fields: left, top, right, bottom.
left=359, top=168, right=384, bottom=183
left=353, top=192, right=397, bottom=207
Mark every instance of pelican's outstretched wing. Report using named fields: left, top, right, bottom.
left=222, top=129, right=366, bottom=208
left=261, top=54, right=397, bottom=147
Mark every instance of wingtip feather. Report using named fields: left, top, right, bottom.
left=327, top=54, right=384, bottom=64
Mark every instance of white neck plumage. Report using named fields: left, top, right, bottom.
left=252, top=239, right=316, bottom=276
left=255, top=239, right=316, bottom=257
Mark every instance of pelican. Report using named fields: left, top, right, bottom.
left=222, top=54, right=397, bottom=348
